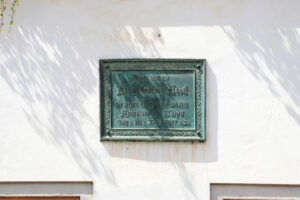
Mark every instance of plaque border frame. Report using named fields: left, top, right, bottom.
left=100, top=59, right=206, bottom=142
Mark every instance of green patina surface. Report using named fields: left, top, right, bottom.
left=111, top=70, right=195, bottom=129
left=100, top=59, right=206, bottom=142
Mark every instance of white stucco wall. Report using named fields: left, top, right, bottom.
left=0, top=0, right=300, bottom=200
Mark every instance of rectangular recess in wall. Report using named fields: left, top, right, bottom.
left=221, top=198, right=298, bottom=200
left=0, top=182, right=92, bottom=200
left=211, top=183, right=300, bottom=200
left=0, top=197, right=80, bottom=200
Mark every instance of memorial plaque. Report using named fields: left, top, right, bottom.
left=100, top=59, right=206, bottom=142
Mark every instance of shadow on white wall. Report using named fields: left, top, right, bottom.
left=0, top=0, right=299, bottom=199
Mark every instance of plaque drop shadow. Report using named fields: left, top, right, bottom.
left=101, top=64, right=218, bottom=163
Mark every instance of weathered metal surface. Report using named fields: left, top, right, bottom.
left=100, top=59, right=206, bottom=142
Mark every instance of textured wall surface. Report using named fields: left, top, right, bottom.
left=0, top=0, right=300, bottom=200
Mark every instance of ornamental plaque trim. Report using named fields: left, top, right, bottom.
left=100, top=59, right=206, bottom=142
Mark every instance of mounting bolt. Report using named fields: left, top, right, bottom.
left=107, top=131, right=111, bottom=136
left=105, top=65, right=109, bottom=69
left=196, top=64, right=201, bottom=69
